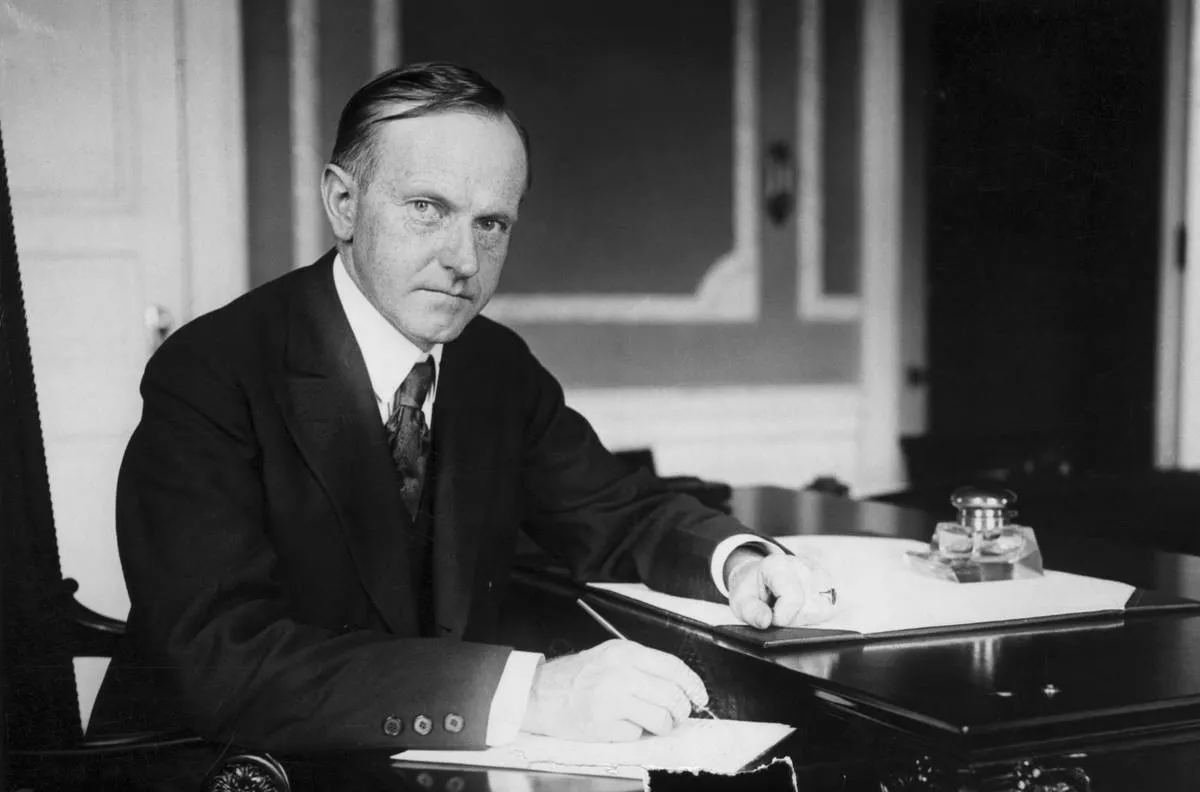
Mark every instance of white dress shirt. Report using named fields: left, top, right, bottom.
left=332, top=254, right=776, bottom=744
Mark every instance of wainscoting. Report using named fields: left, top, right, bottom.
left=565, top=384, right=859, bottom=489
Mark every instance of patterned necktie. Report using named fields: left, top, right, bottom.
left=385, top=357, right=435, bottom=519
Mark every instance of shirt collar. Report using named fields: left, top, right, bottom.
left=332, top=253, right=442, bottom=411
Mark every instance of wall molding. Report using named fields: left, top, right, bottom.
left=483, top=0, right=760, bottom=325
left=1155, top=0, right=1188, bottom=467
left=856, top=0, right=905, bottom=495
left=179, top=0, right=249, bottom=316
left=288, top=0, right=323, bottom=268
left=565, top=384, right=860, bottom=490
left=1177, top=0, right=1200, bottom=465
left=3, top=0, right=137, bottom=212
left=796, top=0, right=860, bottom=322
left=372, top=0, right=401, bottom=73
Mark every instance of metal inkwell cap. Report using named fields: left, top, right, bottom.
left=951, top=485, right=1016, bottom=537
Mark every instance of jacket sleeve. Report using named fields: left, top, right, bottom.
left=513, top=348, right=759, bottom=604
left=116, top=337, right=509, bottom=753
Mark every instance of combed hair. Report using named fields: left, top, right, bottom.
left=330, top=61, right=532, bottom=189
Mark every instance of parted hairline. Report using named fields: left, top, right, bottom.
left=328, top=62, right=532, bottom=191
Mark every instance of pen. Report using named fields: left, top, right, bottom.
left=575, top=598, right=720, bottom=721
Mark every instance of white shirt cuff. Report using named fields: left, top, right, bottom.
left=485, top=650, right=543, bottom=746
left=710, top=534, right=785, bottom=598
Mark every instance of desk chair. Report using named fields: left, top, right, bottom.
left=0, top=127, right=286, bottom=791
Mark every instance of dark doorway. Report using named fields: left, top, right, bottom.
left=923, top=0, right=1166, bottom=476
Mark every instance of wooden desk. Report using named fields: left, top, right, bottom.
left=24, top=487, right=1199, bottom=790
left=8, top=743, right=651, bottom=791
left=12, top=740, right=804, bottom=790
left=501, top=487, right=1200, bottom=790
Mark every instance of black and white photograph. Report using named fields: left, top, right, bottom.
left=3, top=1, right=1199, bottom=790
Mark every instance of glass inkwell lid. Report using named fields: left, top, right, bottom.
left=906, top=485, right=1044, bottom=582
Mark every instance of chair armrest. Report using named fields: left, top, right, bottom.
left=61, top=578, right=125, bottom=634
left=59, top=577, right=124, bottom=657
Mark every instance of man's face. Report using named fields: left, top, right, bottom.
left=337, top=109, right=527, bottom=350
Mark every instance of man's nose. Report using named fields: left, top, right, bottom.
left=437, top=223, right=479, bottom=278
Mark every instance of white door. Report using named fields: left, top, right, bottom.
left=0, top=0, right=246, bottom=726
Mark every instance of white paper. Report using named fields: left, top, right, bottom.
left=393, top=718, right=794, bottom=780
left=589, top=535, right=1135, bottom=635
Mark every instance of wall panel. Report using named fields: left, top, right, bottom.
left=242, top=0, right=875, bottom=487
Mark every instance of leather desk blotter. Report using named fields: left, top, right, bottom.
left=588, top=535, right=1200, bottom=650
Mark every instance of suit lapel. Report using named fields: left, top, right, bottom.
left=429, top=339, right=491, bottom=638
left=276, top=256, right=419, bottom=636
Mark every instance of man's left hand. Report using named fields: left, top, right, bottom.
left=726, top=550, right=838, bottom=629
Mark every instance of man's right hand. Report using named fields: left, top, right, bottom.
left=519, top=639, right=708, bottom=742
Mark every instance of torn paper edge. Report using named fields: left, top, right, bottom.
left=646, top=756, right=798, bottom=792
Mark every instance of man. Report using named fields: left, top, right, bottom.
left=90, top=62, right=835, bottom=753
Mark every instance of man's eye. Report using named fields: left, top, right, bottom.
left=477, top=218, right=510, bottom=235
left=408, top=200, right=442, bottom=221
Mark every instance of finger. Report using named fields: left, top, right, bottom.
left=798, top=555, right=840, bottom=618
left=621, top=645, right=708, bottom=709
left=771, top=590, right=806, bottom=626
left=756, top=557, right=809, bottom=625
left=761, top=556, right=807, bottom=604
left=615, top=692, right=678, bottom=737
left=626, top=671, right=692, bottom=727
left=728, top=562, right=773, bottom=629
left=781, top=556, right=839, bottom=625
left=592, top=718, right=643, bottom=743
left=731, top=593, right=773, bottom=630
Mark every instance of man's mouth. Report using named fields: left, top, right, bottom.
left=421, top=288, right=472, bottom=301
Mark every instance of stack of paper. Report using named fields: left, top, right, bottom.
left=394, top=718, right=794, bottom=780
left=590, top=535, right=1135, bottom=635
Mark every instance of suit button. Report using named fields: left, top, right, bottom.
left=443, top=713, right=464, bottom=733
left=416, top=772, right=434, bottom=789
left=413, top=714, right=433, bottom=736
left=446, top=777, right=465, bottom=792
left=382, top=715, right=404, bottom=737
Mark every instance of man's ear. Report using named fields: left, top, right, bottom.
left=321, top=163, right=357, bottom=242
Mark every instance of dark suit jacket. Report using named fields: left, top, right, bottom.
left=90, top=253, right=753, bottom=753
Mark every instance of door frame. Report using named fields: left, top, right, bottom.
left=1173, top=0, right=1200, bottom=466
left=857, top=0, right=905, bottom=495
left=181, top=0, right=249, bottom=318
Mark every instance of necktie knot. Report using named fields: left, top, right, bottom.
left=393, top=357, right=435, bottom=413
